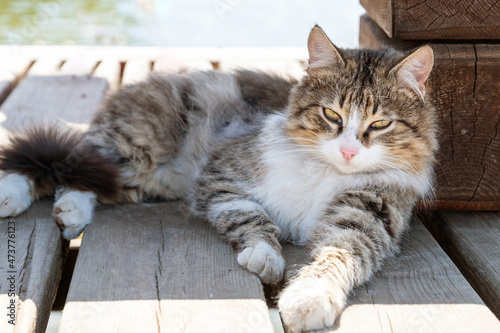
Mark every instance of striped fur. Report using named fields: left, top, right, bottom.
left=0, top=26, right=437, bottom=332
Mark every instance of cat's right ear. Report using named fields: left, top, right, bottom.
left=389, top=45, right=434, bottom=100
left=307, top=25, right=345, bottom=71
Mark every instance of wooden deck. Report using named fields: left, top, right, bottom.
left=0, top=46, right=499, bottom=333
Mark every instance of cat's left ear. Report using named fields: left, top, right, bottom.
left=390, top=45, right=434, bottom=100
left=307, top=25, right=345, bottom=70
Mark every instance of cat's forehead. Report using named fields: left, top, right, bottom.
left=314, top=50, right=406, bottom=116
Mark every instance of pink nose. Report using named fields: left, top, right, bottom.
left=340, top=147, right=357, bottom=161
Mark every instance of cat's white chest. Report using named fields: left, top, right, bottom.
left=253, top=156, right=339, bottom=244
left=251, top=120, right=350, bottom=244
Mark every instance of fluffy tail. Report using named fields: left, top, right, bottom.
left=0, top=126, right=120, bottom=200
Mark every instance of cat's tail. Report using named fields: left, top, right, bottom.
left=0, top=126, right=120, bottom=201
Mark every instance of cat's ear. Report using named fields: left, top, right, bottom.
left=390, top=45, right=434, bottom=100
left=307, top=25, right=345, bottom=70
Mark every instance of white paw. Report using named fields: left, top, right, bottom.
left=0, top=173, right=32, bottom=218
left=237, top=240, right=285, bottom=283
left=54, top=190, right=96, bottom=239
left=278, top=278, right=343, bottom=333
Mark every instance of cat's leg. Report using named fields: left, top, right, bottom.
left=198, top=196, right=285, bottom=283
left=278, top=189, right=414, bottom=332
left=53, top=187, right=97, bottom=239
left=0, top=172, right=34, bottom=217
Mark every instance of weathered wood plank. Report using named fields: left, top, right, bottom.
left=359, top=14, right=500, bottom=210
left=423, top=211, right=500, bottom=319
left=0, top=201, right=67, bottom=333
left=93, top=59, right=122, bottom=91
left=121, top=59, right=152, bottom=85
left=153, top=57, right=213, bottom=72
left=0, top=75, right=108, bottom=130
left=59, top=202, right=274, bottom=333
left=361, top=0, right=500, bottom=40
left=0, top=60, right=110, bottom=332
left=59, top=55, right=98, bottom=75
left=217, top=59, right=306, bottom=79
left=281, top=218, right=500, bottom=332
left=0, top=58, right=33, bottom=105
left=28, top=58, right=64, bottom=76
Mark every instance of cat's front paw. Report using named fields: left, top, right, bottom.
left=278, top=278, right=344, bottom=333
left=0, top=173, right=32, bottom=218
left=54, top=191, right=96, bottom=239
left=237, top=240, right=285, bottom=283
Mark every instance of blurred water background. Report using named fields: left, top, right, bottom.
left=0, top=0, right=364, bottom=47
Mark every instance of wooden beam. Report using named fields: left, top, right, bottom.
left=361, top=0, right=500, bottom=40
left=59, top=202, right=274, bottom=332
left=281, top=218, right=500, bottom=332
left=359, top=14, right=500, bottom=209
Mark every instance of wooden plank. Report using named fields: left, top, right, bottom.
left=0, top=58, right=33, bottom=105
left=361, top=0, right=500, bottom=40
left=217, top=59, right=306, bottom=79
left=0, top=201, right=67, bottom=333
left=28, top=58, right=64, bottom=76
left=153, top=57, right=213, bottom=73
left=0, top=75, right=108, bottom=130
left=360, top=14, right=500, bottom=210
left=280, top=218, right=500, bottom=332
left=0, top=60, right=110, bottom=332
left=59, top=55, right=98, bottom=75
left=121, top=59, right=152, bottom=85
left=423, top=211, right=500, bottom=318
left=93, top=59, right=122, bottom=91
left=59, top=202, right=274, bottom=333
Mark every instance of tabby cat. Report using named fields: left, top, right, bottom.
left=0, top=26, right=437, bottom=332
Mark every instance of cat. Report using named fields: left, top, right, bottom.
left=0, top=25, right=437, bottom=332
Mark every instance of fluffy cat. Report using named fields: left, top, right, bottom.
left=0, top=26, right=437, bottom=332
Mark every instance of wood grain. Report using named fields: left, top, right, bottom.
left=0, top=75, right=108, bottom=130
left=0, top=61, right=110, bottom=332
left=360, top=14, right=500, bottom=209
left=361, top=0, right=500, bottom=40
left=0, top=201, right=67, bottom=333
left=59, top=202, right=274, bottom=333
left=423, top=211, right=500, bottom=319
left=281, top=218, right=500, bottom=332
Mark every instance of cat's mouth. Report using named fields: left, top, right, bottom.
left=331, top=159, right=364, bottom=174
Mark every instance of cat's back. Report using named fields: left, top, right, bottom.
left=85, top=69, right=297, bottom=199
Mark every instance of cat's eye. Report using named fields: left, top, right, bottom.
left=323, top=108, right=342, bottom=123
left=370, top=120, right=392, bottom=129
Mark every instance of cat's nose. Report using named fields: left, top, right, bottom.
left=340, top=147, right=357, bottom=161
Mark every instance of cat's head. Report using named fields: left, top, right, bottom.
left=286, top=25, right=438, bottom=180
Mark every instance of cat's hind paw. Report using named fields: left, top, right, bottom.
left=278, top=278, right=344, bottom=333
left=0, top=173, right=32, bottom=218
left=54, top=190, right=96, bottom=239
left=237, top=240, right=285, bottom=283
